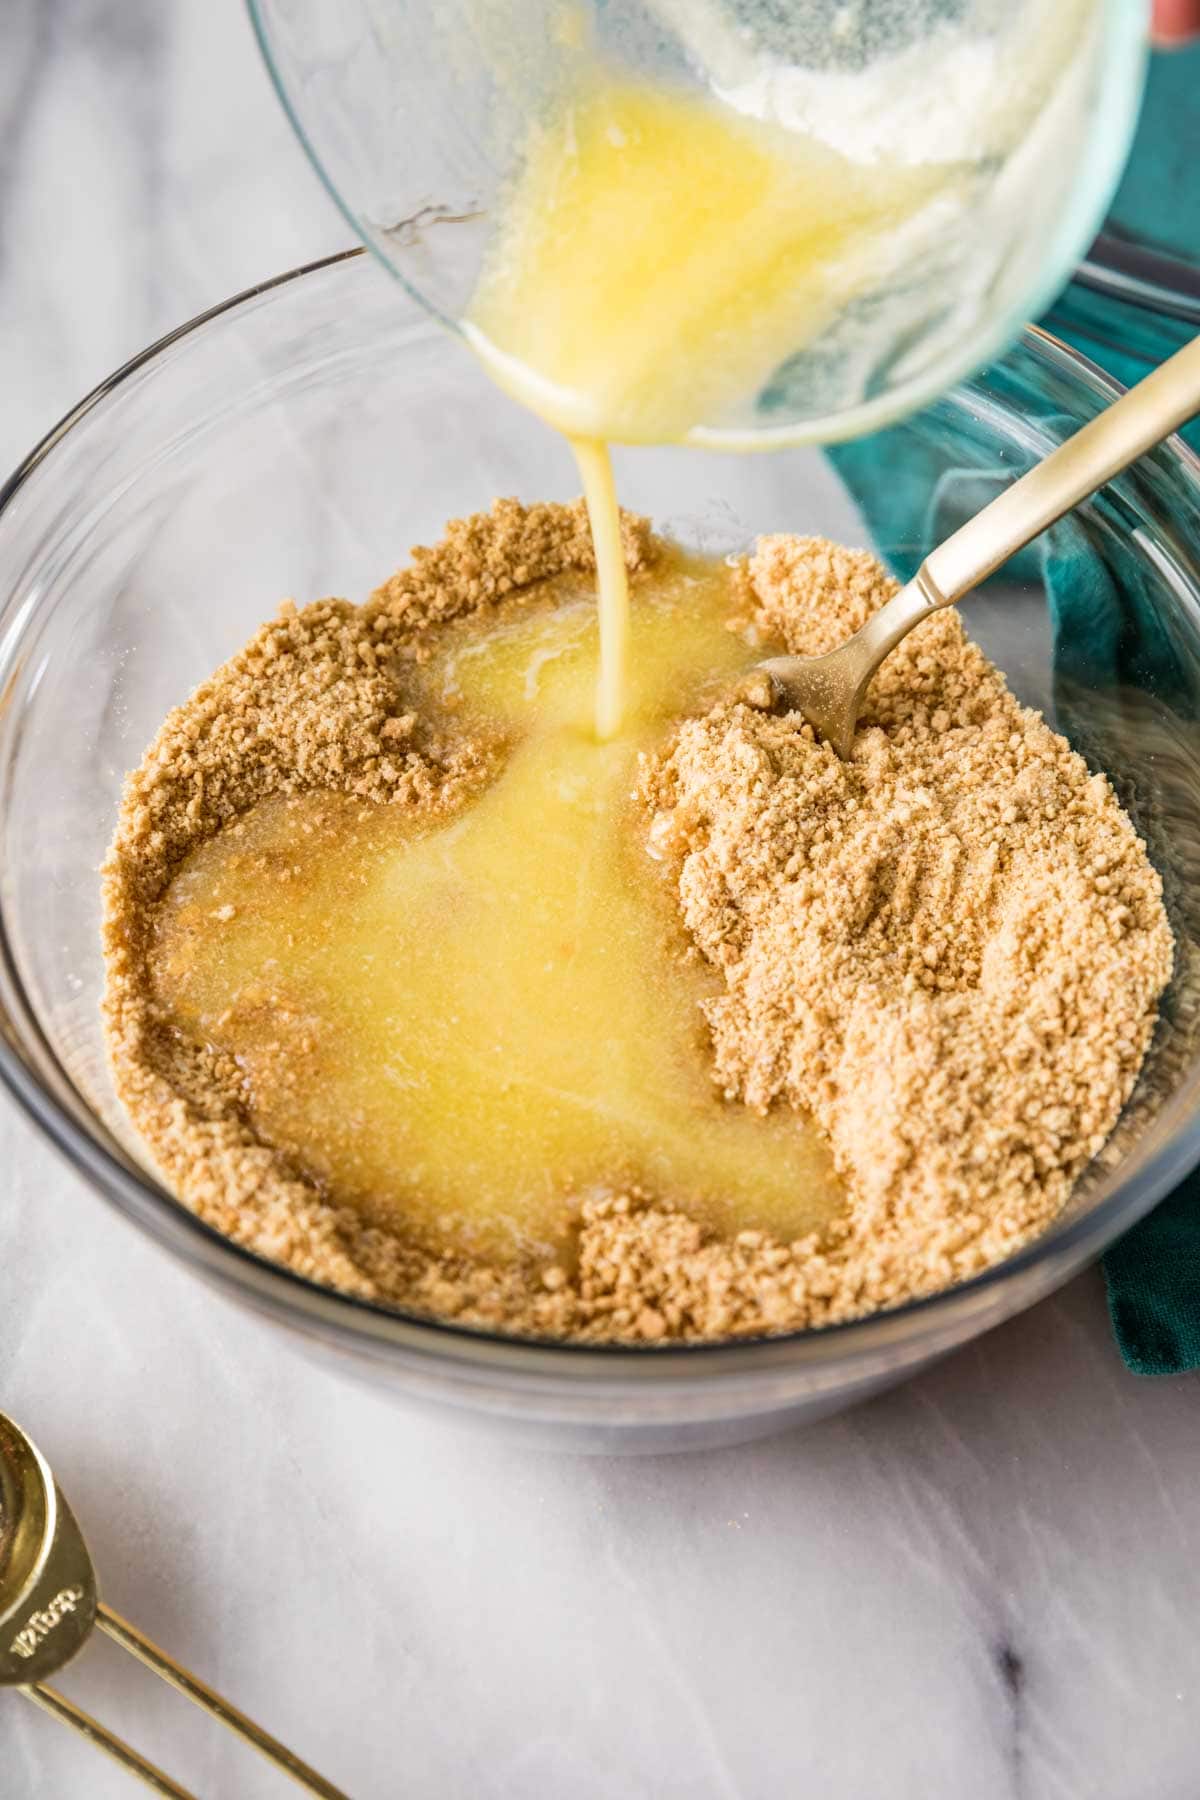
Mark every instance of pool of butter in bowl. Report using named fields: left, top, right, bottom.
left=151, top=551, right=842, bottom=1264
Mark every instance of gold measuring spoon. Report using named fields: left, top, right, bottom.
left=0, top=1410, right=349, bottom=1799
left=744, top=333, right=1200, bottom=757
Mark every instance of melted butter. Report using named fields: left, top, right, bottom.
left=570, top=435, right=628, bottom=741
left=151, top=554, right=842, bottom=1263
left=465, top=74, right=946, bottom=446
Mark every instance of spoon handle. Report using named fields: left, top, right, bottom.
left=921, top=332, right=1200, bottom=608
left=95, top=1603, right=351, bottom=1800
left=21, top=1683, right=197, bottom=1799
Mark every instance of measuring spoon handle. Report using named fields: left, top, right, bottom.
left=95, top=1603, right=352, bottom=1800
left=21, top=1683, right=197, bottom=1800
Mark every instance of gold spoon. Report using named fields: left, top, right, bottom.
left=744, top=333, right=1200, bottom=757
left=0, top=1410, right=349, bottom=1799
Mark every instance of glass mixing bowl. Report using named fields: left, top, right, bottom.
left=249, top=0, right=1148, bottom=446
left=2, top=250, right=1200, bottom=1454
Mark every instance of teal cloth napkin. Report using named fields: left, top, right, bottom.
left=1068, top=42, right=1200, bottom=1372
left=826, top=39, right=1200, bottom=1370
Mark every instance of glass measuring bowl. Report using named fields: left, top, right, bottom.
left=249, top=0, right=1149, bottom=447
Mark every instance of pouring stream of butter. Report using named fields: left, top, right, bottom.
left=465, top=72, right=948, bottom=737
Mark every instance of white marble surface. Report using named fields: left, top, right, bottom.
left=3, top=4, right=1200, bottom=1796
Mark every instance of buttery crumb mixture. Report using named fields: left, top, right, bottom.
left=101, top=502, right=1174, bottom=1342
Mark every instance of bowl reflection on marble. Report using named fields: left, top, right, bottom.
left=2, top=249, right=1200, bottom=1455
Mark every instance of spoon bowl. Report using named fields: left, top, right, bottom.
left=0, top=1414, right=95, bottom=1689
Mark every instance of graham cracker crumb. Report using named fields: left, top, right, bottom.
left=101, top=510, right=1173, bottom=1343
left=637, top=535, right=1174, bottom=1326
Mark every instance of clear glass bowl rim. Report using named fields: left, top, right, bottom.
left=3, top=245, right=1200, bottom=1384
